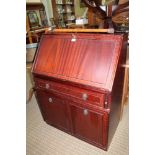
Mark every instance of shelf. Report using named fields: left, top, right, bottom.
left=58, top=11, right=74, bottom=14
left=64, top=21, right=75, bottom=23
left=52, top=0, right=75, bottom=28
left=56, top=3, right=74, bottom=5
left=66, top=19, right=75, bottom=21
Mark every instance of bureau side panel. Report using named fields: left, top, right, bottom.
left=108, top=34, right=128, bottom=148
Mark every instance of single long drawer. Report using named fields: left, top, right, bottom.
left=34, top=78, right=105, bottom=107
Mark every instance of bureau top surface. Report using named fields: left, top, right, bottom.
left=32, top=33, right=123, bottom=91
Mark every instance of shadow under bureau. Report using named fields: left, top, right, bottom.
left=32, top=33, right=128, bottom=151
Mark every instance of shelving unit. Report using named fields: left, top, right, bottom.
left=52, top=0, right=75, bottom=28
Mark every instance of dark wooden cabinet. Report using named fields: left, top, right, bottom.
left=32, top=33, right=128, bottom=150
left=70, top=104, right=104, bottom=146
left=35, top=90, right=70, bottom=132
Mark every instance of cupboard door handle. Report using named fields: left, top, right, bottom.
left=45, top=83, right=50, bottom=89
left=82, top=93, right=88, bottom=101
left=48, top=97, right=53, bottom=103
left=83, top=109, right=88, bottom=116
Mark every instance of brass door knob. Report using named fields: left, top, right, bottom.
left=48, top=97, right=53, bottom=103
left=83, top=109, right=88, bottom=116
left=82, top=93, right=88, bottom=101
left=46, top=83, right=50, bottom=89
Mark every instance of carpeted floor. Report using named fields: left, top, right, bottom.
left=26, top=66, right=129, bottom=155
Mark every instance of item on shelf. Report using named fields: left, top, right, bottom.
left=66, top=0, right=72, bottom=4
left=72, top=15, right=75, bottom=20
left=76, top=18, right=88, bottom=25
left=66, top=5, right=71, bottom=12
left=56, top=0, right=63, bottom=4
left=57, top=5, right=63, bottom=13
left=50, top=18, right=56, bottom=28
left=27, top=11, right=40, bottom=28
left=39, top=9, right=48, bottom=26
left=57, top=16, right=66, bottom=28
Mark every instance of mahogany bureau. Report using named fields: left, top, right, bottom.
left=32, top=33, right=128, bottom=151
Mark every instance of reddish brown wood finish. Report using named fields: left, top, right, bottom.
left=32, top=33, right=127, bottom=151
left=70, top=104, right=104, bottom=146
left=34, top=77, right=105, bottom=108
left=35, top=90, right=70, bottom=132
left=33, top=33, right=123, bottom=91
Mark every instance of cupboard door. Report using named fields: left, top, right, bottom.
left=70, top=104, right=104, bottom=146
left=35, top=90, right=70, bottom=132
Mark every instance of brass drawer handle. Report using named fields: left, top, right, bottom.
left=83, top=109, right=88, bottom=116
left=46, top=83, right=50, bottom=89
left=82, top=93, right=88, bottom=101
left=48, top=97, right=53, bottom=103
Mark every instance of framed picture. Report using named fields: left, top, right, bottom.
left=39, top=9, right=48, bottom=26
left=27, top=11, right=40, bottom=28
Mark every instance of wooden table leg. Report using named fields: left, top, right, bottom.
left=120, top=46, right=129, bottom=120
left=120, top=66, right=129, bottom=120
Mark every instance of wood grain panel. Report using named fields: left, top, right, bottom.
left=34, top=77, right=105, bottom=107
left=35, top=90, right=70, bottom=132
left=33, top=33, right=123, bottom=91
left=70, top=104, right=104, bottom=146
